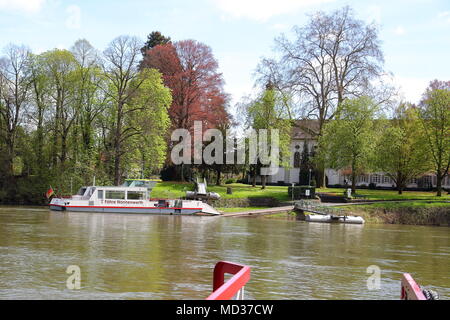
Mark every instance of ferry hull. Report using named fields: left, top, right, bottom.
left=50, top=205, right=204, bottom=215
left=49, top=199, right=220, bottom=215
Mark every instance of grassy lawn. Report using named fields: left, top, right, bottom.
left=151, top=182, right=449, bottom=202
left=340, top=201, right=450, bottom=211
left=151, top=182, right=291, bottom=201
left=318, top=187, right=450, bottom=201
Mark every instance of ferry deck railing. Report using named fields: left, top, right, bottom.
left=401, top=273, right=426, bottom=300
left=206, top=261, right=251, bottom=300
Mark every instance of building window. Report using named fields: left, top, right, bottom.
left=382, top=175, right=391, bottom=184
left=371, top=174, right=381, bottom=184
left=358, top=175, right=369, bottom=183
left=293, top=151, right=301, bottom=168
left=105, top=191, right=125, bottom=200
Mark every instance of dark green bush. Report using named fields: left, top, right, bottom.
left=288, top=186, right=316, bottom=200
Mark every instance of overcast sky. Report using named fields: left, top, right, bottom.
left=1, top=0, right=449, bottom=111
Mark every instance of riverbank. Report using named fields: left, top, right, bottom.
left=2, top=181, right=449, bottom=206
left=261, top=201, right=450, bottom=226
left=339, top=201, right=450, bottom=226
left=152, top=182, right=450, bottom=202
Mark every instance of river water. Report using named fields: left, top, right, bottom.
left=0, top=206, right=448, bottom=300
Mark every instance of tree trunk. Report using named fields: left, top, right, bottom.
left=251, top=165, right=256, bottom=187
left=6, top=137, right=14, bottom=177
left=180, top=164, right=185, bottom=182
left=261, top=174, right=266, bottom=189
left=397, top=172, right=403, bottom=195
left=436, top=174, right=442, bottom=197
left=216, top=168, right=221, bottom=186
left=351, top=163, right=356, bottom=194
left=114, top=101, right=123, bottom=185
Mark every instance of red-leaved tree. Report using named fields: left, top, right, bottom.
left=141, top=40, right=231, bottom=180
left=142, top=40, right=229, bottom=131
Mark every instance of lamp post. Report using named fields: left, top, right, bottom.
left=308, top=168, right=312, bottom=186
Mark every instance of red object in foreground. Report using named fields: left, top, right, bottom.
left=206, top=261, right=251, bottom=300
left=401, top=273, right=426, bottom=300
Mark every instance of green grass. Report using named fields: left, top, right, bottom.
left=151, top=182, right=291, bottom=201
left=340, top=200, right=450, bottom=211
left=151, top=181, right=192, bottom=199
left=152, top=182, right=449, bottom=202
left=318, top=187, right=450, bottom=201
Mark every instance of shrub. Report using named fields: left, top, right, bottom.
left=288, top=186, right=316, bottom=200
left=225, top=178, right=236, bottom=184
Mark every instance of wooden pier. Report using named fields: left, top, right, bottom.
left=221, top=206, right=294, bottom=217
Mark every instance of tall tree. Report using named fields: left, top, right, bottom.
left=376, top=103, right=429, bottom=194
left=0, top=44, right=31, bottom=180
left=28, top=52, right=51, bottom=175
left=257, top=6, right=392, bottom=186
left=102, top=35, right=146, bottom=185
left=71, top=39, right=106, bottom=155
left=418, top=80, right=450, bottom=197
left=142, top=40, right=229, bottom=181
left=140, top=31, right=171, bottom=58
left=40, top=49, right=79, bottom=168
left=318, top=96, right=379, bottom=193
left=142, top=40, right=228, bottom=131
left=242, top=84, right=292, bottom=189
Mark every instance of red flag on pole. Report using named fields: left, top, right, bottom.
left=46, top=186, right=54, bottom=199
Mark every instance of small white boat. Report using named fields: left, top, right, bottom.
left=305, top=214, right=365, bottom=224
left=49, top=179, right=220, bottom=216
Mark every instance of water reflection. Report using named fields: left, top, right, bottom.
left=0, top=207, right=448, bottom=300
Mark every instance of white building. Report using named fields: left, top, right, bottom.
left=265, top=120, right=450, bottom=189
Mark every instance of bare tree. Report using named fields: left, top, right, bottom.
left=258, top=6, right=390, bottom=132
left=257, top=6, right=392, bottom=186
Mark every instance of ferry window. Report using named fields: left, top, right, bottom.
left=127, top=191, right=145, bottom=200
left=77, top=188, right=87, bottom=196
left=105, top=191, right=125, bottom=200
left=97, top=190, right=104, bottom=199
left=134, top=181, right=147, bottom=187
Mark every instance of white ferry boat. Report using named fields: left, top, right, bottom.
left=49, top=179, right=220, bottom=216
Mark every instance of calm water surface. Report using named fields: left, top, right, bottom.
left=0, top=206, right=449, bottom=300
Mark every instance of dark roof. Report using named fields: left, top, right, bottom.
left=292, top=119, right=320, bottom=140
